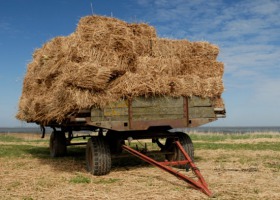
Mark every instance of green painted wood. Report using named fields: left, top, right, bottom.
left=105, top=99, right=129, bottom=108
left=189, top=107, right=215, bottom=118
left=104, top=107, right=128, bottom=116
left=91, top=100, right=129, bottom=121
left=91, top=115, right=128, bottom=122
left=131, top=96, right=184, bottom=121
left=91, top=108, right=103, bottom=117
left=188, top=96, right=212, bottom=107
left=132, top=96, right=183, bottom=108
left=132, top=107, right=184, bottom=115
left=91, top=96, right=185, bottom=122
left=132, top=114, right=184, bottom=120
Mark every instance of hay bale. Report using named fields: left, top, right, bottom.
left=17, top=15, right=225, bottom=124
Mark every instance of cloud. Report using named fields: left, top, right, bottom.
left=250, top=0, right=280, bottom=15
left=135, top=1, right=280, bottom=72
left=134, top=0, right=280, bottom=126
left=135, top=0, right=280, bottom=42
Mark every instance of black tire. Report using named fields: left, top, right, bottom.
left=86, top=137, right=111, bottom=176
left=49, top=131, right=67, bottom=157
left=165, top=132, right=194, bottom=169
left=106, top=131, right=125, bottom=154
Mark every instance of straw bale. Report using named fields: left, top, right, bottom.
left=152, top=39, right=192, bottom=58
left=17, top=15, right=225, bottom=124
left=63, top=62, right=112, bottom=91
left=213, top=96, right=225, bottom=108
left=180, top=58, right=224, bottom=78
left=152, top=39, right=219, bottom=60
left=191, top=41, right=220, bottom=59
left=127, top=23, right=157, bottom=38
left=137, top=56, right=181, bottom=76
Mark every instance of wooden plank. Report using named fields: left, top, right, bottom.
left=133, top=114, right=184, bottom=121
left=188, top=96, right=212, bottom=107
left=132, top=96, right=183, bottom=108
left=106, top=99, right=129, bottom=108
left=91, top=108, right=128, bottom=121
left=104, top=107, right=128, bottom=116
left=131, top=96, right=184, bottom=121
left=91, top=115, right=128, bottom=122
left=91, top=99, right=129, bottom=121
left=91, top=108, right=103, bottom=117
left=132, top=107, right=184, bottom=115
left=189, top=107, right=215, bottom=118
left=91, top=108, right=104, bottom=122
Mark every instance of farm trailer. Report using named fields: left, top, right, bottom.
left=41, top=95, right=225, bottom=196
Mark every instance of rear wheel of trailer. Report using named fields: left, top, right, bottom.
left=86, top=136, right=112, bottom=175
left=49, top=131, right=67, bottom=157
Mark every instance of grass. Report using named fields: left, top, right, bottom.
left=189, top=132, right=280, bottom=142
left=194, top=142, right=280, bottom=151
left=0, top=135, right=24, bottom=142
left=69, top=174, right=91, bottom=184
left=188, top=133, right=280, bottom=151
left=0, top=132, right=280, bottom=200
left=92, top=178, right=120, bottom=184
left=1, top=133, right=279, bottom=158
left=264, top=160, right=280, bottom=171
left=23, top=197, right=34, bottom=200
left=0, top=144, right=49, bottom=158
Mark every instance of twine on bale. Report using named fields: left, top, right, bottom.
left=17, top=15, right=225, bottom=124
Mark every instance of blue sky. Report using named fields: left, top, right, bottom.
left=0, top=0, right=279, bottom=127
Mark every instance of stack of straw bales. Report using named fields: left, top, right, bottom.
left=17, top=15, right=225, bottom=124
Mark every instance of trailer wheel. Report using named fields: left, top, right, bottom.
left=86, top=137, right=111, bottom=176
left=49, top=131, right=67, bottom=157
left=165, top=132, right=194, bottom=169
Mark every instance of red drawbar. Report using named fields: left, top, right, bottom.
left=122, top=141, right=212, bottom=197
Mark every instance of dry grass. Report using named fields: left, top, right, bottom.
left=1, top=132, right=279, bottom=199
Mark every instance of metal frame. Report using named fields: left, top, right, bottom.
left=122, top=141, right=212, bottom=197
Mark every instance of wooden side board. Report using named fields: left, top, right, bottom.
left=90, top=96, right=216, bottom=130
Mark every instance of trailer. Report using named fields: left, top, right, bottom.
left=43, top=95, right=225, bottom=196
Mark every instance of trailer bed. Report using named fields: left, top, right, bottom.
left=68, top=96, right=225, bottom=131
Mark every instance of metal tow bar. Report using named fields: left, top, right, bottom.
left=122, top=141, right=213, bottom=197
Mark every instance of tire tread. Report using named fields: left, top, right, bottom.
left=86, top=137, right=111, bottom=176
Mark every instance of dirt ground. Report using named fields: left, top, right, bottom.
left=0, top=133, right=279, bottom=200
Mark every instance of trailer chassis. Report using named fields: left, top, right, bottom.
left=45, top=126, right=212, bottom=197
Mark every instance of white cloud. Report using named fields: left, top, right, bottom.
left=250, top=0, right=280, bottom=15
left=135, top=0, right=280, bottom=75
left=137, top=0, right=280, bottom=42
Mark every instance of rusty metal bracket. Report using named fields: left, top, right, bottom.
left=122, top=141, right=212, bottom=197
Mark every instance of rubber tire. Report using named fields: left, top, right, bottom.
left=86, top=137, right=112, bottom=176
left=165, top=132, right=194, bottom=169
left=49, top=131, right=67, bottom=157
